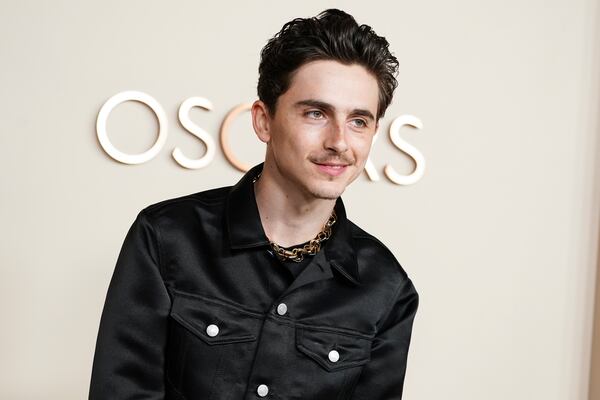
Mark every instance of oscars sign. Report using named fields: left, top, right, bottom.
left=96, top=91, right=425, bottom=185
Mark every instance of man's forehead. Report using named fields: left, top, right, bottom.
left=284, top=60, right=379, bottom=115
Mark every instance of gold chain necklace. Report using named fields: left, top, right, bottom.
left=253, top=172, right=337, bottom=263
left=270, top=210, right=336, bottom=262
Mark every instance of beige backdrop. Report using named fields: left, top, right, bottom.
left=1, top=1, right=599, bottom=399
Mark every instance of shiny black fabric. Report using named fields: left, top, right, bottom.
left=89, top=163, right=419, bottom=400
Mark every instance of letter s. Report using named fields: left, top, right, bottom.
left=384, top=115, right=425, bottom=185
left=173, top=97, right=216, bottom=169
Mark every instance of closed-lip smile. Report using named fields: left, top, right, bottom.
left=314, top=162, right=349, bottom=176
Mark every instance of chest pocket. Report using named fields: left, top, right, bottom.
left=296, top=326, right=372, bottom=372
left=166, top=289, right=264, bottom=400
left=169, top=290, right=261, bottom=345
left=292, top=325, right=373, bottom=399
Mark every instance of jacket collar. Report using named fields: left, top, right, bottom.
left=225, top=162, right=361, bottom=285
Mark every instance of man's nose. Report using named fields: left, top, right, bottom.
left=323, top=121, right=349, bottom=153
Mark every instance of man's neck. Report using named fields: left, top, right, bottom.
left=254, top=164, right=336, bottom=248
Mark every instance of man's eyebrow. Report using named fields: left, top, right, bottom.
left=294, top=99, right=376, bottom=121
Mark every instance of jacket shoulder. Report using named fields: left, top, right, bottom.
left=141, top=185, right=232, bottom=219
left=348, top=220, right=413, bottom=284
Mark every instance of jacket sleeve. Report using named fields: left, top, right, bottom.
left=350, top=277, right=419, bottom=400
left=89, top=209, right=171, bottom=399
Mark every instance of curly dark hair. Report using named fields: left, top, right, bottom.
left=257, top=8, right=399, bottom=120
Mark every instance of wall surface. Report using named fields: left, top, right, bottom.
left=0, top=1, right=599, bottom=399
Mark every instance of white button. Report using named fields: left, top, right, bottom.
left=206, top=324, right=219, bottom=337
left=328, top=349, right=340, bottom=363
left=276, top=303, right=287, bottom=315
left=257, top=384, right=269, bottom=397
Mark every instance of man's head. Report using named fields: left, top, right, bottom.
left=252, top=9, right=398, bottom=201
left=257, top=8, right=399, bottom=120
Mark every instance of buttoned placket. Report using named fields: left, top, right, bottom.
left=241, top=248, right=335, bottom=399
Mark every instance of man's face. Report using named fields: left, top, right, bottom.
left=254, top=59, right=380, bottom=200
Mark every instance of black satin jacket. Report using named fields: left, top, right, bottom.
left=89, top=163, right=419, bottom=400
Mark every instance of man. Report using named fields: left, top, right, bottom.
left=90, top=8, right=419, bottom=400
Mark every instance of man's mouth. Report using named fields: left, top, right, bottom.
left=313, top=162, right=349, bottom=177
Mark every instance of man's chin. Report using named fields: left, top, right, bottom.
left=308, top=184, right=346, bottom=200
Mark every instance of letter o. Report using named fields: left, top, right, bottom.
left=96, top=90, right=168, bottom=164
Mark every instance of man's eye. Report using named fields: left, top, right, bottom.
left=306, top=110, right=323, bottom=119
left=352, top=119, right=367, bottom=128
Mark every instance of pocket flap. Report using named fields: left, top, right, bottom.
left=296, top=327, right=372, bottom=372
left=169, top=290, right=262, bottom=345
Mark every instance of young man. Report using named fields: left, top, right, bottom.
left=89, top=8, right=419, bottom=400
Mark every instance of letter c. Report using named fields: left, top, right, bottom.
left=220, top=103, right=253, bottom=172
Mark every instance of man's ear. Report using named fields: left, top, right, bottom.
left=251, top=100, right=272, bottom=144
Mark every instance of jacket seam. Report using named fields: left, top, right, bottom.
left=165, top=373, right=188, bottom=400
left=141, top=209, right=166, bottom=279
left=375, top=279, right=405, bottom=332
left=266, top=315, right=375, bottom=339
left=144, top=190, right=230, bottom=215
left=170, top=312, right=257, bottom=344
left=170, top=289, right=375, bottom=338
left=170, top=288, right=265, bottom=318
left=352, top=234, right=402, bottom=264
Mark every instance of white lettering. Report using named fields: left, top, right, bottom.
left=174, top=97, right=216, bottom=169
left=96, top=91, right=168, bottom=164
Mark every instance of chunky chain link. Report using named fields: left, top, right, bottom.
left=269, top=210, right=336, bottom=262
